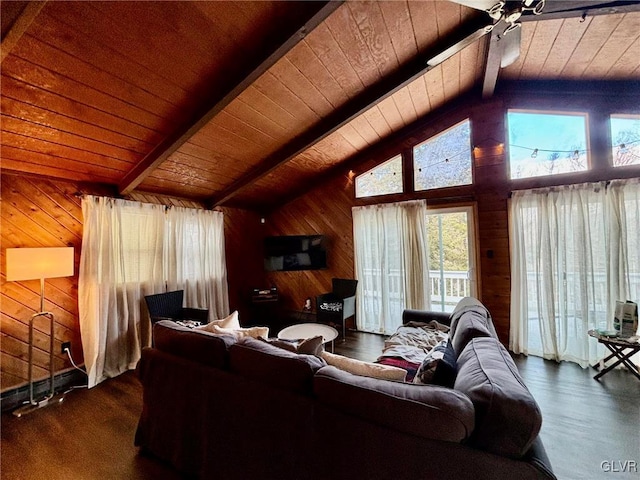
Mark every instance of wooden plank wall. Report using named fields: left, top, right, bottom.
left=0, top=174, right=259, bottom=392
left=220, top=207, right=266, bottom=325
left=470, top=99, right=511, bottom=341
left=264, top=173, right=356, bottom=318
left=1, top=175, right=84, bottom=392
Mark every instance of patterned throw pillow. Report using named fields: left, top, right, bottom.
left=413, top=339, right=458, bottom=387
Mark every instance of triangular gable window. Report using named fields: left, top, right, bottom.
left=413, top=119, right=472, bottom=191
left=355, top=154, right=403, bottom=198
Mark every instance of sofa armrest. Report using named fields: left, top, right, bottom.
left=523, top=436, right=556, bottom=479
left=402, top=309, right=451, bottom=326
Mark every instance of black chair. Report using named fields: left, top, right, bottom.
left=144, top=290, right=209, bottom=325
left=317, top=279, right=358, bottom=339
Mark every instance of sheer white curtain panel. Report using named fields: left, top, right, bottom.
left=165, top=206, right=229, bottom=320
left=79, top=196, right=229, bottom=387
left=509, top=179, right=640, bottom=368
left=353, top=200, right=430, bottom=335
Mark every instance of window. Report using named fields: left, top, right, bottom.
left=355, top=154, right=403, bottom=198
left=509, top=180, right=640, bottom=368
left=611, top=114, right=640, bottom=167
left=427, top=206, right=478, bottom=312
left=507, top=111, right=589, bottom=179
left=353, top=200, right=429, bottom=334
left=413, top=119, right=472, bottom=191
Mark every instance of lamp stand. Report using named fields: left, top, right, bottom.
left=13, top=278, right=65, bottom=417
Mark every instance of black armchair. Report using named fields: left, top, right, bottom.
left=144, top=290, right=209, bottom=326
left=316, top=279, right=358, bottom=339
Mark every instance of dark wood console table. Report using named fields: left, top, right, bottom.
left=588, top=330, right=640, bottom=381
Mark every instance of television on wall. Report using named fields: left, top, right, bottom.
left=264, top=235, right=327, bottom=271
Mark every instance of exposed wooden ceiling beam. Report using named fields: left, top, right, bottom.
left=210, top=12, right=491, bottom=207
left=520, top=0, right=640, bottom=21
left=118, top=0, right=344, bottom=196
left=481, top=29, right=502, bottom=99
left=0, top=1, right=46, bottom=63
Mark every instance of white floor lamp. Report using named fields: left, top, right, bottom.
left=6, top=247, right=74, bottom=417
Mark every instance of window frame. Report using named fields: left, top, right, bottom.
left=412, top=118, right=474, bottom=192
left=609, top=113, right=640, bottom=168
left=506, top=109, right=591, bottom=181
left=426, top=203, right=480, bottom=311
left=354, top=153, right=404, bottom=199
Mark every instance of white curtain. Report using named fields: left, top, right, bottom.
left=79, top=196, right=229, bottom=387
left=509, top=179, right=640, bottom=368
left=353, top=200, right=430, bottom=335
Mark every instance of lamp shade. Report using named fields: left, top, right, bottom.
left=6, top=247, right=74, bottom=281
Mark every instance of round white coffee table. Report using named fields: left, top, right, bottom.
left=278, top=323, right=339, bottom=352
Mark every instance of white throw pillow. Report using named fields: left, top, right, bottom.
left=321, top=351, right=407, bottom=382
left=196, top=311, right=240, bottom=332
left=208, top=325, right=269, bottom=339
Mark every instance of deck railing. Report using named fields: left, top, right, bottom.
left=360, top=269, right=471, bottom=314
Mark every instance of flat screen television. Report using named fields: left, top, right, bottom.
left=264, top=235, right=327, bottom=271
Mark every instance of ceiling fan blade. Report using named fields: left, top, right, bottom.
left=448, top=0, right=503, bottom=12
left=427, top=26, right=491, bottom=66
left=500, top=25, right=521, bottom=67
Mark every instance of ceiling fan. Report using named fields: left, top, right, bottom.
left=450, top=0, right=640, bottom=68
left=450, top=0, right=547, bottom=68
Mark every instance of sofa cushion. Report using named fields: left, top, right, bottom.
left=314, top=366, right=475, bottom=443
left=450, top=311, right=493, bottom=356
left=413, top=339, right=457, bottom=387
left=320, top=351, right=407, bottom=381
left=259, top=335, right=324, bottom=356
left=229, top=337, right=326, bottom=395
left=454, top=337, right=542, bottom=459
left=153, top=320, right=236, bottom=369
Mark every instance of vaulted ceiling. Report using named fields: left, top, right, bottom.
left=2, top=1, right=639, bottom=211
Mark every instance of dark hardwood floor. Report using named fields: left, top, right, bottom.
left=2, top=331, right=638, bottom=480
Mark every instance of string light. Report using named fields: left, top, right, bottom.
left=361, top=138, right=640, bottom=179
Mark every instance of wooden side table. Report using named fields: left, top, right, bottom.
left=588, top=329, right=640, bottom=381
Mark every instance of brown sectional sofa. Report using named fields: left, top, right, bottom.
left=135, top=298, right=556, bottom=479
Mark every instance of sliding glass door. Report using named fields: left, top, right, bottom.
left=427, top=206, right=478, bottom=312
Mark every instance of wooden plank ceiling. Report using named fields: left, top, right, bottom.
left=2, top=1, right=639, bottom=210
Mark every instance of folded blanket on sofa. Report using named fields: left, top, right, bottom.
left=378, top=320, right=449, bottom=364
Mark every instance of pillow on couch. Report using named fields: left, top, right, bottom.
left=321, top=351, right=407, bottom=382
left=205, top=324, right=269, bottom=339
left=195, top=310, right=240, bottom=331
left=259, top=335, right=324, bottom=356
left=413, top=339, right=457, bottom=387
left=229, top=337, right=326, bottom=395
